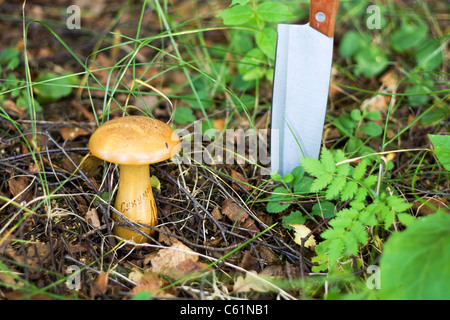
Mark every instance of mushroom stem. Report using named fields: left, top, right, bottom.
left=113, top=164, right=157, bottom=243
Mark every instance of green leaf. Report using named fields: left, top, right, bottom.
left=326, top=175, right=347, bottom=200
left=238, top=48, right=266, bottom=81
left=282, top=211, right=306, bottom=229
left=173, top=106, right=196, bottom=125
left=366, top=110, right=381, bottom=121
left=354, top=45, right=389, bottom=77
left=334, top=113, right=356, bottom=136
left=359, top=206, right=378, bottom=226
left=33, top=72, right=78, bottom=103
left=255, top=27, right=277, bottom=60
left=255, top=2, right=293, bottom=23
left=311, top=254, right=329, bottom=272
left=290, top=166, right=305, bottom=184
left=321, top=148, right=336, bottom=174
left=326, top=238, right=344, bottom=267
left=420, top=107, right=448, bottom=126
left=0, top=47, right=20, bottom=70
left=342, top=232, right=359, bottom=256
left=16, top=93, right=42, bottom=114
left=415, top=38, right=443, bottom=71
left=390, top=21, right=428, bottom=52
left=266, top=186, right=292, bottom=213
left=362, top=175, right=378, bottom=189
left=293, top=176, right=313, bottom=194
left=340, top=180, right=358, bottom=201
left=283, top=173, right=294, bottom=184
left=379, top=213, right=450, bottom=300
left=312, top=201, right=336, bottom=219
left=361, top=121, right=382, bottom=136
left=397, top=213, right=415, bottom=227
left=301, top=157, right=323, bottom=178
left=350, top=109, right=362, bottom=121
left=217, top=5, right=254, bottom=26
left=405, top=83, right=432, bottom=108
left=352, top=160, right=367, bottom=181
left=428, top=134, right=450, bottom=171
left=270, top=171, right=282, bottom=182
left=310, top=173, right=333, bottom=192
left=386, top=196, right=412, bottom=213
left=339, top=31, right=367, bottom=58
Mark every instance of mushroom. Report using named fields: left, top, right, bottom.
left=89, top=115, right=181, bottom=243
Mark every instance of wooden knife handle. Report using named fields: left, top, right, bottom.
left=309, top=0, right=340, bottom=38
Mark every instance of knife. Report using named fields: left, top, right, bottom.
left=270, top=0, right=340, bottom=176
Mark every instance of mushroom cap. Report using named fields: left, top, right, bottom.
left=89, top=115, right=181, bottom=165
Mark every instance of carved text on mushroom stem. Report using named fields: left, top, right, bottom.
left=120, top=186, right=152, bottom=212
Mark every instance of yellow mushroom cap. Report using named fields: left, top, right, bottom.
left=89, top=115, right=181, bottom=165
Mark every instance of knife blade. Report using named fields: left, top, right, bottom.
left=271, top=0, right=340, bottom=176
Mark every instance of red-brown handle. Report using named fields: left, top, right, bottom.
left=309, top=0, right=340, bottom=38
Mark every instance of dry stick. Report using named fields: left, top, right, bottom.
left=152, top=165, right=229, bottom=245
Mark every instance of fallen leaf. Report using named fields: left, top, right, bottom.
left=211, top=206, right=223, bottom=221
left=233, top=271, right=275, bottom=293
left=231, top=170, right=251, bottom=192
left=222, top=198, right=248, bottom=223
left=8, top=175, right=31, bottom=200
left=213, top=119, right=226, bottom=131
left=60, top=126, right=90, bottom=141
left=150, top=241, right=209, bottom=279
left=2, top=100, right=25, bottom=116
left=129, top=270, right=175, bottom=298
left=85, top=208, right=101, bottom=228
left=92, top=272, right=109, bottom=296
left=290, top=224, right=316, bottom=249
left=238, top=250, right=259, bottom=271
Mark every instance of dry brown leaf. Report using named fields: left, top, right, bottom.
left=2, top=100, right=25, bottom=116
left=222, top=198, right=248, bottom=223
left=150, top=241, right=209, bottom=279
left=129, top=269, right=175, bottom=299
left=238, top=250, right=259, bottom=271
left=231, top=170, right=251, bottom=192
left=380, top=69, right=399, bottom=91
left=59, top=126, right=89, bottom=141
left=213, top=119, right=226, bottom=131
left=92, top=272, right=109, bottom=296
left=8, top=175, right=31, bottom=199
left=211, top=206, right=223, bottom=221
left=233, top=271, right=275, bottom=293
left=4, top=290, right=52, bottom=300
left=85, top=208, right=101, bottom=228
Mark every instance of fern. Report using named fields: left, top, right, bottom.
left=302, top=148, right=412, bottom=271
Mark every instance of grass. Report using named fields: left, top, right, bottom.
left=0, top=0, right=449, bottom=300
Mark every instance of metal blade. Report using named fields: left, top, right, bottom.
left=271, top=23, right=333, bottom=176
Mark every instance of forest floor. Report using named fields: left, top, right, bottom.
left=0, top=0, right=448, bottom=301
